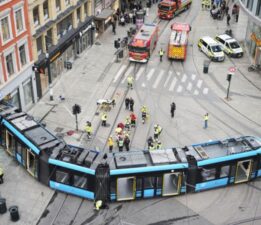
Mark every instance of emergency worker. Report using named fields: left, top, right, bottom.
left=85, top=121, right=93, bottom=139
left=141, top=106, right=148, bottom=124
left=101, top=113, right=107, bottom=127
left=95, top=200, right=103, bottom=211
left=125, top=117, right=131, bottom=131
left=159, top=48, right=164, bottom=62
left=0, top=167, right=4, bottom=184
left=118, top=137, right=124, bottom=151
left=156, top=140, right=162, bottom=149
left=127, top=75, right=134, bottom=89
left=108, top=136, right=114, bottom=152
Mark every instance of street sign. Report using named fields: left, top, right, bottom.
left=228, top=67, right=236, bottom=73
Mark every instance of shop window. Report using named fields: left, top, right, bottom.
left=144, top=177, right=155, bottom=189
left=136, top=177, right=142, bottom=191
left=56, top=170, right=69, bottom=184
left=15, top=8, right=25, bottom=34
left=23, top=79, right=33, bottom=107
left=36, top=36, right=43, bottom=56
left=19, top=44, right=27, bottom=66
left=201, top=168, right=216, bottom=181
left=43, top=1, right=49, bottom=20
left=10, top=89, right=21, bottom=110
left=0, top=15, right=11, bottom=43
left=65, top=0, right=70, bottom=6
left=156, top=176, right=163, bottom=189
left=5, top=52, right=15, bottom=76
left=33, top=6, right=39, bottom=26
left=220, top=165, right=230, bottom=178
left=0, top=61, right=3, bottom=85
left=73, top=174, right=88, bottom=189
left=56, top=0, right=61, bottom=12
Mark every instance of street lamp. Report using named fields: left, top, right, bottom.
left=45, top=52, right=53, bottom=101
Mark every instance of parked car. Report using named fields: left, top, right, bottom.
left=198, top=36, right=225, bottom=62
left=215, top=34, right=243, bottom=58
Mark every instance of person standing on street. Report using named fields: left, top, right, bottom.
left=159, top=48, right=164, bottom=62
left=125, top=97, right=130, bottom=110
left=118, top=137, right=124, bottom=151
left=108, top=136, right=114, bottom=152
left=130, top=112, right=137, bottom=127
left=204, top=113, right=209, bottom=129
left=112, top=21, right=116, bottom=35
left=227, top=13, right=231, bottom=25
left=147, top=136, right=153, bottom=149
left=85, top=121, right=93, bottom=139
left=127, top=75, right=134, bottom=89
left=101, top=113, right=107, bottom=127
left=124, top=135, right=130, bottom=151
left=170, top=102, right=176, bottom=118
left=0, top=167, right=4, bottom=184
left=129, top=97, right=134, bottom=112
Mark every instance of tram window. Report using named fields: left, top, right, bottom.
left=56, top=170, right=69, bottom=185
left=156, top=176, right=163, bottom=189
left=136, top=177, right=142, bottom=191
left=144, top=177, right=155, bottom=189
left=201, top=168, right=216, bottom=181
left=220, top=165, right=230, bottom=178
left=73, top=174, right=88, bottom=189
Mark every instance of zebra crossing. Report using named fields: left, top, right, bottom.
left=114, top=65, right=210, bottom=96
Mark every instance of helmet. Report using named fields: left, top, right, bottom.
left=158, top=141, right=161, bottom=144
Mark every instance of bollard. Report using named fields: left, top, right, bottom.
left=9, top=206, right=20, bottom=222
left=203, top=60, right=210, bottom=74
left=0, top=198, right=7, bottom=214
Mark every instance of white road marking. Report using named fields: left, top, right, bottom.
left=169, top=77, right=177, bottom=91
left=197, top=79, right=203, bottom=88
left=203, top=88, right=209, bottom=94
left=113, top=65, right=127, bottom=83
left=194, top=90, right=199, bottom=95
left=153, top=70, right=164, bottom=88
left=164, top=71, right=172, bottom=87
left=142, top=83, right=146, bottom=87
left=146, top=68, right=155, bottom=81
left=176, top=71, right=181, bottom=76
left=187, top=82, right=192, bottom=91
left=135, top=67, right=145, bottom=81
left=177, top=85, right=183, bottom=93
left=181, top=74, right=187, bottom=82
left=191, top=74, right=196, bottom=80
left=121, top=65, right=134, bottom=83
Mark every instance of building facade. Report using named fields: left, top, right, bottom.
left=239, top=0, right=261, bottom=65
left=30, top=0, right=95, bottom=99
left=0, top=0, right=36, bottom=111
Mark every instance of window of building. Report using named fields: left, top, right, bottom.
left=77, top=8, right=81, bottom=23
left=56, top=0, right=61, bottom=12
left=19, top=44, right=27, bottom=66
left=43, top=1, right=49, bottom=20
left=0, top=61, right=3, bottom=85
left=36, top=36, right=43, bottom=56
left=10, top=89, right=21, bottom=110
left=5, top=52, right=15, bottom=76
left=33, top=7, right=39, bottom=26
left=15, top=8, right=25, bottom=34
left=57, top=15, right=73, bottom=38
left=0, top=15, right=11, bottom=43
left=247, top=0, right=254, bottom=10
left=65, top=0, right=70, bottom=6
left=46, top=29, right=52, bottom=50
left=23, top=79, right=33, bottom=106
left=84, top=2, right=88, bottom=17
left=257, top=0, right=261, bottom=18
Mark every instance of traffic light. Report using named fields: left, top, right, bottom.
left=227, top=73, right=232, bottom=82
left=72, top=104, right=81, bottom=115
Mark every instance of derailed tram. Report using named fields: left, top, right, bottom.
left=0, top=103, right=261, bottom=204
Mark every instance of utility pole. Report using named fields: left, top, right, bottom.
left=45, top=53, right=53, bottom=101
left=226, top=73, right=233, bottom=100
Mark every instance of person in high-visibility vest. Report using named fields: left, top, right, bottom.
left=107, top=136, right=114, bottom=152
left=156, top=140, right=162, bottom=150
left=159, top=48, right=164, bottom=62
left=0, top=167, right=4, bottom=184
left=101, top=113, right=107, bottom=127
left=125, top=116, right=130, bottom=131
left=95, top=200, right=103, bottom=211
left=85, top=121, right=93, bottom=139
left=118, top=137, right=124, bottom=152
left=127, top=75, right=134, bottom=89
left=141, top=106, right=148, bottom=124
left=204, top=113, right=209, bottom=129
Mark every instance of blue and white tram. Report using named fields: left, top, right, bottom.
left=1, top=103, right=261, bottom=203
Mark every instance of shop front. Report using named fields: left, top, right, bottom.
left=0, top=64, right=37, bottom=111
left=34, top=17, right=95, bottom=99
left=95, top=8, right=115, bottom=34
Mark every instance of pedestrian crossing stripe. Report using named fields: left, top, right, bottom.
left=153, top=70, right=164, bottom=89
left=113, top=65, right=127, bottom=83
left=142, top=83, right=146, bottom=87
left=169, top=77, right=177, bottom=91
left=147, top=68, right=155, bottom=81
left=164, top=71, right=172, bottom=87
left=187, top=82, right=192, bottom=91
left=181, top=74, right=187, bottom=82
left=203, top=88, right=209, bottom=94
left=135, top=67, right=145, bottom=81
left=191, top=74, right=196, bottom=80
left=194, top=90, right=199, bottom=95
left=197, top=79, right=203, bottom=88
left=176, top=71, right=181, bottom=76
left=177, top=85, right=183, bottom=92
left=122, top=65, right=134, bottom=83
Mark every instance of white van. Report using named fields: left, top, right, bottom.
left=198, top=36, right=225, bottom=62
left=215, top=34, right=243, bottom=58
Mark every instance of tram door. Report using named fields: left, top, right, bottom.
left=162, top=172, right=182, bottom=196
left=5, top=131, right=15, bottom=156
left=117, top=177, right=136, bottom=201
left=234, top=159, right=252, bottom=184
left=27, top=150, right=37, bottom=177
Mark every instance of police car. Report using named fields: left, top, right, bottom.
left=215, top=34, right=243, bottom=58
left=198, top=36, right=225, bottom=62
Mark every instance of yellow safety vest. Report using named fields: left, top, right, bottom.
left=0, top=168, right=3, bottom=176
left=204, top=115, right=209, bottom=121
left=159, top=50, right=164, bottom=56
left=95, top=200, right=102, bottom=210
left=108, top=138, right=114, bottom=146
left=85, top=125, right=92, bottom=133
left=101, top=114, right=107, bottom=121
left=127, top=76, right=133, bottom=84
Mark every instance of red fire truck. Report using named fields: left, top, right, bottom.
left=158, top=0, right=192, bottom=20
left=128, top=24, right=159, bottom=63
left=168, top=22, right=191, bottom=60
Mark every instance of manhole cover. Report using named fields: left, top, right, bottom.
left=54, top=127, right=64, bottom=132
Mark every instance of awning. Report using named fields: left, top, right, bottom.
left=95, top=9, right=114, bottom=20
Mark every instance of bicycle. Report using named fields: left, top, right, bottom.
left=248, top=64, right=261, bottom=72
